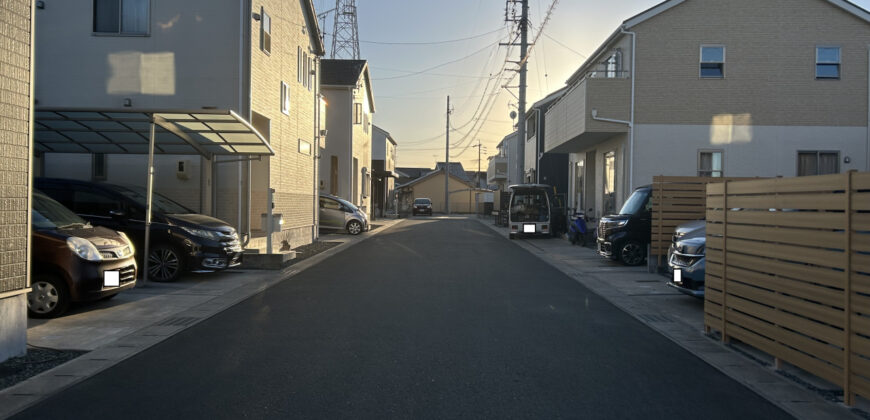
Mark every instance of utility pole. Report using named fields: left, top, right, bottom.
left=445, top=96, right=450, bottom=215
left=517, top=0, right=528, bottom=185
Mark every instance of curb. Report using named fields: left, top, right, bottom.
left=0, top=218, right=407, bottom=419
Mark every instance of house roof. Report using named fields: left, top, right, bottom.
left=397, top=166, right=477, bottom=190
left=564, top=0, right=870, bottom=86
left=321, top=59, right=376, bottom=113
left=395, top=167, right=429, bottom=179
left=302, top=0, right=326, bottom=56
left=434, top=162, right=471, bottom=183
left=373, top=125, right=396, bottom=145
left=529, top=87, right=569, bottom=111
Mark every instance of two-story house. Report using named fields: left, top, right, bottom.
left=319, top=59, right=376, bottom=216
left=523, top=87, right=569, bottom=198
left=371, top=125, right=397, bottom=218
left=545, top=0, right=870, bottom=218
left=34, top=0, right=325, bottom=252
left=488, top=131, right=521, bottom=191
left=0, top=0, right=34, bottom=363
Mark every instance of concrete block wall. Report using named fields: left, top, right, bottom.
left=0, top=0, right=32, bottom=363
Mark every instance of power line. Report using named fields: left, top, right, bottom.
left=360, top=27, right=503, bottom=45
left=543, top=33, right=587, bottom=59
left=373, top=41, right=504, bottom=81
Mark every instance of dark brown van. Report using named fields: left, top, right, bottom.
left=29, top=191, right=137, bottom=318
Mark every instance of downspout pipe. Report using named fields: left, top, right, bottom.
left=866, top=44, right=869, bottom=172
left=620, top=27, right=637, bottom=191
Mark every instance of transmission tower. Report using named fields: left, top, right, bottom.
left=330, top=0, right=360, bottom=59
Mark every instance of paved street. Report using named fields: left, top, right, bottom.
left=14, top=218, right=791, bottom=419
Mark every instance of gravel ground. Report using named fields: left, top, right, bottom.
left=0, top=348, right=86, bottom=392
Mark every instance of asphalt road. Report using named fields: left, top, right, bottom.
left=14, top=218, right=791, bottom=419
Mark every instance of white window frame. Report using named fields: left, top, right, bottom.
left=303, top=53, right=309, bottom=88
left=815, top=46, right=841, bottom=80
left=260, top=8, right=271, bottom=55
left=700, top=45, right=725, bottom=79
left=354, top=103, right=363, bottom=124
left=698, top=149, right=724, bottom=177
left=280, top=81, right=290, bottom=115
left=93, top=0, right=150, bottom=36
left=297, top=47, right=303, bottom=83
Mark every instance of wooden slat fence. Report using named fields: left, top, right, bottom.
left=704, top=171, right=870, bottom=405
left=651, top=176, right=757, bottom=268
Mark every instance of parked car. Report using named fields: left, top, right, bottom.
left=35, top=178, right=242, bottom=282
left=29, top=191, right=137, bottom=318
left=596, top=185, right=652, bottom=265
left=319, top=194, right=369, bottom=235
left=508, top=184, right=553, bottom=239
left=666, top=220, right=706, bottom=297
left=412, top=198, right=433, bottom=216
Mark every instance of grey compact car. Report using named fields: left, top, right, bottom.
left=319, top=194, right=369, bottom=235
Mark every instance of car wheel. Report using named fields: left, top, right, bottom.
left=347, top=220, right=363, bottom=235
left=148, top=244, right=184, bottom=282
left=620, top=241, right=645, bottom=266
left=27, top=275, right=70, bottom=318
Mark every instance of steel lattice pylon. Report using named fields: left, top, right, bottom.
left=330, top=0, right=360, bottom=59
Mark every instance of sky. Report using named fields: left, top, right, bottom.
left=313, top=0, right=870, bottom=172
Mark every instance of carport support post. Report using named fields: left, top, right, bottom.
left=141, top=120, right=156, bottom=286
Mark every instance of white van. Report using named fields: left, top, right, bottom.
left=508, top=184, right=552, bottom=239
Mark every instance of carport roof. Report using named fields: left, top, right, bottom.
left=34, top=108, right=274, bottom=158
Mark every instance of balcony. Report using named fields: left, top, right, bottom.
left=487, top=156, right=508, bottom=184
left=543, top=71, right=631, bottom=154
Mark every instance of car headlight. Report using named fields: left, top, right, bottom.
left=180, top=226, right=223, bottom=241
left=117, top=231, right=135, bottom=255
left=615, top=219, right=629, bottom=227
left=67, top=237, right=102, bottom=262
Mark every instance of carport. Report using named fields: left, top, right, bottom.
left=33, top=108, right=274, bottom=284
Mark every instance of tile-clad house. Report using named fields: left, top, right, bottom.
left=487, top=132, right=521, bottom=191
left=0, top=0, right=33, bottom=363
left=319, top=59, right=376, bottom=217
left=545, top=0, right=870, bottom=219
left=35, top=0, right=326, bottom=250
left=522, top=87, right=569, bottom=201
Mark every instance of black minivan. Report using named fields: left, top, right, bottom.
left=596, top=185, right=652, bottom=266
left=36, top=178, right=242, bottom=282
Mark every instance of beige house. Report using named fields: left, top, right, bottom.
left=35, top=0, right=325, bottom=250
left=319, top=59, right=375, bottom=216
left=545, top=0, right=870, bottom=218
left=398, top=163, right=487, bottom=214
left=0, top=0, right=33, bottom=363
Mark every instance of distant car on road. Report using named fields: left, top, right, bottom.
left=666, top=220, right=706, bottom=297
left=412, top=198, right=433, bottom=216
left=29, top=191, right=137, bottom=318
left=319, top=194, right=369, bottom=235
left=36, top=178, right=242, bottom=283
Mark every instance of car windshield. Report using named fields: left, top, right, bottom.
left=619, top=189, right=651, bottom=216
left=414, top=199, right=430, bottom=205
left=510, top=189, right=549, bottom=222
left=111, top=185, right=193, bottom=214
left=32, top=192, right=88, bottom=230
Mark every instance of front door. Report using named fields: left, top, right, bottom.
left=319, top=198, right=345, bottom=229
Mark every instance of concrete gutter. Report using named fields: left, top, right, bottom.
left=0, top=218, right=406, bottom=419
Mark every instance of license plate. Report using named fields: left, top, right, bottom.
left=523, top=224, right=536, bottom=233
left=673, top=268, right=682, bottom=285
left=104, top=270, right=120, bottom=287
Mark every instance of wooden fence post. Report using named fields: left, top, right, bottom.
left=845, top=170, right=854, bottom=405
left=721, top=179, right=729, bottom=343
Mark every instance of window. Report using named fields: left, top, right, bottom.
left=526, top=114, right=537, bottom=140
left=260, top=8, right=271, bottom=54
left=605, top=51, right=622, bottom=78
left=92, top=153, right=107, bottom=181
left=700, top=46, right=725, bottom=78
left=280, top=82, right=290, bottom=115
left=698, top=150, right=723, bottom=177
left=298, top=47, right=303, bottom=82
left=308, top=57, right=315, bottom=91
left=354, top=103, right=363, bottom=124
left=320, top=198, right=340, bottom=211
left=798, top=151, right=840, bottom=176
left=73, top=190, right=119, bottom=217
left=816, top=47, right=840, bottom=79
left=93, top=0, right=149, bottom=35
left=303, top=53, right=309, bottom=88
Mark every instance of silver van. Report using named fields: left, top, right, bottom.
left=319, top=194, right=369, bottom=235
